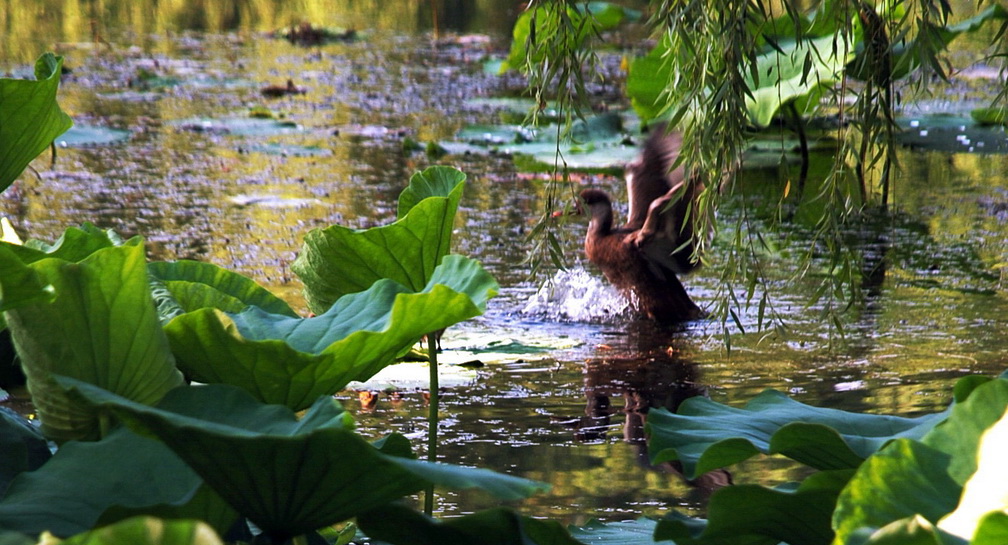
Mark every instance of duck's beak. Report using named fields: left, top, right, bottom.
left=551, top=198, right=583, bottom=218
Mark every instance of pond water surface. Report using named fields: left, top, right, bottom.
left=2, top=2, right=1007, bottom=527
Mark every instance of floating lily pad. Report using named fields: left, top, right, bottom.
left=56, top=125, right=130, bottom=147
left=971, top=106, right=1008, bottom=126
left=447, top=112, right=641, bottom=172
left=898, top=115, right=1008, bottom=153
left=227, top=194, right=323, bottom=208
left=172, top=117, right=300, bottom=137
left=242, top=142, right=331, bottom=156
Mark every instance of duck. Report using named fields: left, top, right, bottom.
left=261, top=79, right=304, bottom=98
left=579, top=124, right=708, bottom=321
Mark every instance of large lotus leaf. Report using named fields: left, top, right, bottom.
left=938, top=407, right=1008, bottom=542
left=357, top=504, right=581, bottom=545
left=0, top=244, right=54, bottom=313
left=744, top=35, right=852, bottom=128
left=844, top=516, right=954, bottom=545
left=922, top=377, right=1008, bottom=484
left=500, top=2, right=640, bottom=73
left=3, top=244, right=184, bottom=442
left=58, top=379, right=548, bottom=541
left=832, top=439, right=962, bottom=545
left=0, top=426, right=235, bottom=538
left=396, top=165, right=466, bottom=220
left=166, top=255, right=496, bottom=410
left=58, top=516, right=223, bottom=545
left=4, top=223, right=125, bottom=266
left=646, top=389, right=948, bottom=479
left=628, top=33, right=850, bottom=127
left=626, top=34, right=675, bottom=123
left=148, top=260, right=297, bottom=321
left=0, top=407, right=51, bottom=496
left=0, top=53, right=73, bottom=193
left=292, top=174, right=465, bottom=313
left=653, top=470, right=850, bottom=545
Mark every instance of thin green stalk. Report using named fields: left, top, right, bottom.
left=423, top=336, right=439, bottom=516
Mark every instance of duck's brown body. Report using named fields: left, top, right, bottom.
left=580, top=125, right=707, bottom=322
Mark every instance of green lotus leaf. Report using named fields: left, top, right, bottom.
left=3, top=243, right=184, bottom=442
left=2, top=223, right=125, bottom=267
left=938, top=407, right=1008, bottom=542
left=0, top=243, right=54, bottom=313
left=0, top=426, right=235, bottom=538
left=923, top=378, right=1008, bottom=484
left=500, top=2, right=639, bottom=73
left=646, top=389, right=948, bottom=479
left=972, top=513, right=1008, bottom=545
left=292, top=169, right=465, bottom=313
left=0, top=53, right=73, bottom=193
left=829, top=378, right=1008, bottom=543
left=832, top=439, right=961, bottom=545
left=629, top=34, right=851, bottom=127
left=357, top=504, right=580, bottom=545
left=971, top=107, right=1008, bottom=126
left=626, top=34, right=675, bottom=123
left=397, top=165, right=466, bottom=219
left=654, top=470, right=851, bottom=545
left=148, top=260, right=297, bottom=322
left=0, top=407, right=51, bottom=496
left=841, top=515, right=949, bottom=545
left=59, top=516, right=223, bottom=545
left=167, top=254, right=496, bottom=410
left=744, top=35, right=852, bottom=128
left=58, top=378, right=548, bottom=542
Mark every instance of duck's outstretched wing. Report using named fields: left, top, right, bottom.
left=624, top=123, right=686, bottom=229
left=629, top=172, right=708, bottom=276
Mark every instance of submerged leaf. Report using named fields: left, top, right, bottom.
left=59, top=379, right=548, bottom=541
left=166, top=255, right=495, bottom=410
left=646, top=389, right=948, bottom=478
left=0, top=53, right=73, bottom=192
left=4, top=243, right=184, bottom=442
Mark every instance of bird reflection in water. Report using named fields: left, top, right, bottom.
left=566, top=321, right=732, bottom=496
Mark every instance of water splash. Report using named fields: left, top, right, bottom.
left=522, top=266, right=635, bottom=323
